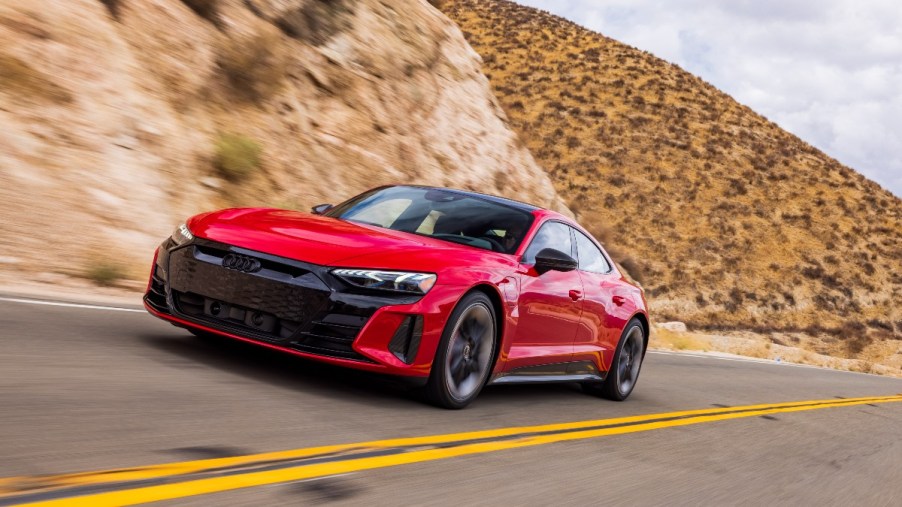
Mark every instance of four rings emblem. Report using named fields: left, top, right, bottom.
left=222, top=253, right=262, bottom=273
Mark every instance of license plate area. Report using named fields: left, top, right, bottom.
left=175, top=291, right=301, bottom=339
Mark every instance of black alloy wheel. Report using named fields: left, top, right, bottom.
left=426, top=292, right=497, bottom=409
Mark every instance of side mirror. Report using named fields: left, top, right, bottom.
left=534, top=248, right=578, bottom=274
left=311, top=203, right=333, bottom=215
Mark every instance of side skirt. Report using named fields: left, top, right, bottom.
left=489, top=361, right=606, bottom=385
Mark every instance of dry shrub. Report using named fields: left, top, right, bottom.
left=214, top=133, right=262, bottom=181
left=619, top=257, right=644, bottom=284
left=181, top=0, right=220, bottom=25
left=99, top=0, right=121, bottom=19
left=0, top=54, right=72, bottom=104
left=275, top=0, right=354, bottom=45
left=216, top=28, right=287, bottom=101
left=838, top=321, right=872, bottom=356
left=85, top=260, right=127, bottom=287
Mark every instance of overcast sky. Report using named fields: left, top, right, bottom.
left=517, top=0, right=902, bottom=198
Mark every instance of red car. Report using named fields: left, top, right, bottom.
left=145, top=185, right=649, bottom=408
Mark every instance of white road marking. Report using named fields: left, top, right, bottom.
left=0, top=296, right=144, bottom=313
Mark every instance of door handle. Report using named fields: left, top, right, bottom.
left=612, top=295, right=626, bottom=306
left=569, top=290, right=583, bottom=301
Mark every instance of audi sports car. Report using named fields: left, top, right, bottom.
left=144, top=185, right=649, bottom=408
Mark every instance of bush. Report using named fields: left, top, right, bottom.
left=86, top=261, right=126, bottom=287
left=99, top=0, right=122, bottom=20
left=619, top=257, right=644, bottom=284
left=182, top=0, right=220, bottom=25
left=217, top=28, right=286, bottom=101
left=214, top=133, right=262, bottom=181
left=276, top=0, right=354, bottom=45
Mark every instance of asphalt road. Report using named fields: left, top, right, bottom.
left=1, top=297, right=901, bottom=506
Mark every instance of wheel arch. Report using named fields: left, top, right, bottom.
left=630, top=311, right=650, bottom=356
left=467, top=283, right=506, bottom=371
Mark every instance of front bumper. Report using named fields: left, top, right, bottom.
left=145, top=238, right=459, bottom=378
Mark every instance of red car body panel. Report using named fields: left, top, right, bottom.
left=146, top=195, right=649, bottom=384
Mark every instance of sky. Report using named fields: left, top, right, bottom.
left=517, top=0, right=902, bottom=198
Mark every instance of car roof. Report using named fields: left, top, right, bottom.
left=397, top=185, right=542, bottom=213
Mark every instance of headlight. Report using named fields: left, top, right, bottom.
left=332, top=269, right=437, bottom=294
left=170, top=223, right=194, bottom=246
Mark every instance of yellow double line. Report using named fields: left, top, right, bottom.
left=3, top=394, right=900, bottom=506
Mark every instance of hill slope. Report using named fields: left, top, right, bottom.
left=0, top=0, right=566, bottom=286
left=445, top=0, right=902, bottom=347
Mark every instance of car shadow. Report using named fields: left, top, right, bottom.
left=138, top=330, right=594, bottom=411
left=138, top=331, right=426, bottom=408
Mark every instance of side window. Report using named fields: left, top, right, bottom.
left=574, top=230, right=611, bottom=274
left=522, top=221, right=573, bottom=264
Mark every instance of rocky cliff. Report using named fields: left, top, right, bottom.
left=0, top=0, right=566, bottom=285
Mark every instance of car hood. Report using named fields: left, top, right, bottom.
left=188, top=208, right=515, bottom=273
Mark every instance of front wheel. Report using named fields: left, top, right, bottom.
left=585, top=319, right=646, bottom=401
left=425, top=292, right=497, bottom=409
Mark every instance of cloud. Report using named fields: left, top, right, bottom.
left=517, top=0, right=902, bottom=197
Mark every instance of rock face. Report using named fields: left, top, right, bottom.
left=0, top=0, right=566, bottom=281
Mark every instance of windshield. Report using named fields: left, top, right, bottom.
left=326, top=186, right=534, bottom=254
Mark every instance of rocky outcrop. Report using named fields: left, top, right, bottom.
left=0, top=0, right=566, bottom=283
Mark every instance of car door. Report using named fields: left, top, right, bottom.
left=504, top=220, right=583, bottom=372
left=571, top=228, right=623, bottom=372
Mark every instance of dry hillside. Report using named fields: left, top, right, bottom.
left=445, top=0, right=902, bottom=350
left=0, top=0, right=566, bottom=286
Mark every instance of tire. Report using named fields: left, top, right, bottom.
left=585, top=319, right=646, bottom=401
left=425, top=292, right=497, bottom=409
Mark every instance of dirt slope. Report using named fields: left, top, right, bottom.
left=0, top=0, right=567, bottom=284
left=445, top=0, right=902, bottom=348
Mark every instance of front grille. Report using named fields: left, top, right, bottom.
left=169, top=246, right=328, bottom=323
left=164, top=242, right=374, bottom=362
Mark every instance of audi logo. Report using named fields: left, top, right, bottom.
left=222, top=253, right=262, bottom=273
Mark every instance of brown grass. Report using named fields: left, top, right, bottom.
left=652, top=327, right=708, bottom=352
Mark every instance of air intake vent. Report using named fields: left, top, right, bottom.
left=388, top=315, right=423, bottom=364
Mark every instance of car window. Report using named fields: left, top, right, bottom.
left=573, top=230, right=611, bottom=273
left=328, top=186, right=534, bottom=253
left=522, top=221, right=573, bottom=264
left=344, top=198, right=411, bottom=228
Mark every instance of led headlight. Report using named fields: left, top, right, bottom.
left=170, top=223, right=194, bottom=246
left=332, top=269, right=437, bottom=294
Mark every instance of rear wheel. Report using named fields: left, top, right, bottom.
left=425, top=292, right=497, bottom=409
left=585, top=319, right=645, bottom=401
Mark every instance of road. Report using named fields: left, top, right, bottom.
left=1, top=297, right=901, bottom=506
